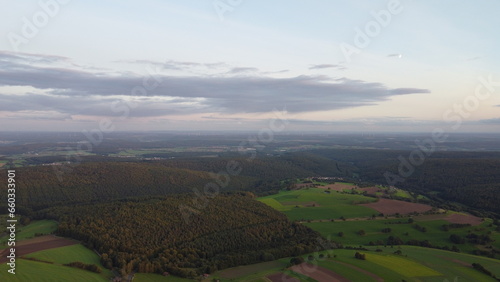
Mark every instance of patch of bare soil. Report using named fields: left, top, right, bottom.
left=0, top=235, right=78, bottom=263
left=359, top=198, right=432, bottom=215
left=445, top=213, right=482, bottom=226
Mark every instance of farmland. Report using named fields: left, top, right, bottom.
left=0, top=219, right=58, bottom=245
left=258, top=187, right=379, bottom=221
left=0, top=220, right=112, bottom=281
left=255, top=181, right=500, bottom=281
left=0, top=259, right=109, bottom=282
left=211, top=246, right=500, bottom=281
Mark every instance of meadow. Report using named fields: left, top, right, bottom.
left=212, top=246, right=500, bottom=281
left=0, top=219, right=112, bottom=281
left=0, top=219, right=57, bottom=245
left=0, top=259, right=108, bottom=282
left=258, top=187, right=378, bottom=221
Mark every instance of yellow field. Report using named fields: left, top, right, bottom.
left=258, top=198, right=291, bottom=211
left=366, top=253, right=441, bottom=277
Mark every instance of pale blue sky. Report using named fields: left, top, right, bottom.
left=0, top=0, right=499, bottom=132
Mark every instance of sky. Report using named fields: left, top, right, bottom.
left=0, top=0, right=499, bottom=133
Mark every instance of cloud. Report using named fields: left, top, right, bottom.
left=123, top=59, right=228, bottom=71
left=465, top=56, right=481, bottom=62
left=3, top=110, right=72, bottom=120
left=284, top=117, right=435, bottom=127
left=0, top=51, right=430, bottom=118
left=478, top=118, right=500, bottom=124
left=309, top=64, right=340, bottom=70
left=387, top=54, right=402, bottom=58
left=227, top=67, right=259, bottom=74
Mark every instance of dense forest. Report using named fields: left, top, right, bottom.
left=307, top=149, right=500, bottom=216
left=2, top=148, right=500, bottom=217
left=36, top=194, right=333, bottom=278
left=0, top=162, right=254, bottom=211
left=2, top=138, right=500, bottom=278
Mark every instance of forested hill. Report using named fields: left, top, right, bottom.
left=39, top=194, right=331, bottom=278
left=0, top=154, right=346, bottom=212
left=2, top=149, right=500, bottom=216
left=305, top=149, right=500, bottom=216
left=0, top=162, right=255, bottom=211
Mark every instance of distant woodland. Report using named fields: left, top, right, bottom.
left=1, top=147, right=500, bottom=277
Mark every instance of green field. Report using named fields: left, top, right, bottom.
left=25, top=244, right=105, bottom=266
left=0, top=259, right=109, bottom=282
left=305, top=218, right=498, bottom=251
left=0, top=219, right=113, bottom=281
left=210, top=246, right=500, bottom=281
left=258, top=188, right=378, bottom=220
left=0, top=219, right=58, bottom=245
left=367, top=252, right=441, bottom=277
left=253, top=186, right=500, bottom=281
left=134, top=273, right=194, bottom=281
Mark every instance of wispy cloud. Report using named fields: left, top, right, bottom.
left=0, top=51, right=430, bottom=119
left=465, top=56, right=482, bottom=62
left=227, top=67, right=259, bottom=74
left=387, top=54, right=402, bottom=58
left=309, top=64, right=341, bottom=70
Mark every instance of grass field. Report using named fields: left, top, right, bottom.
left=0, top=219, right=113, bottom=281
left=134, top=273, right=194, bottom=281
left=25, top=244, right=104, bottom=266
left=259, top=188, right=378, bottom=220
left=366, top=252, right=441, bottom=277
left=258, top=187, right=499, bottom=255
left=210, top=246, right=500, bottom=281
left=0, top=259, right=110, bottom=282
left=305, top=217, right=499, bottom=253
left=255, top=185, right=500, bottom=281
left=0, top=219, right=58, bottom=246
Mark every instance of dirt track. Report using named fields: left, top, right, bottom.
left=0, top=235, right=78, bottom=263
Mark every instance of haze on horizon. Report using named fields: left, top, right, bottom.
left=0, top=0, right=499, bottom=133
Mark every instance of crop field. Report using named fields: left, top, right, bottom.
left=0, top=259, right=109, bottom=282
left=359, top=198, right=433, bottom=215
left=134, top=273, right=194, bottom=281
left=258, top=188, right=378, bottom=220
left=0, top=219, right=57, bottom=245
left=259, top=186, right=500, bottom=262
left=25, top=244, right=103, bottom=266
left=209, top=246, right=500, bottom=281
left=367, top=252, right=441, bottom=277
left=306, top=216, right=499, bottom=253
left=0, top=219, right=113, bottom=281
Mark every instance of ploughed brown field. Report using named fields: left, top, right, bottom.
left=0, top=235, right=78, bottom=263
left=445, top=213, right=482, bottom=226
left=289, top=262, right=350, bottom=282
left=359, top=198, right=433, bottom=215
